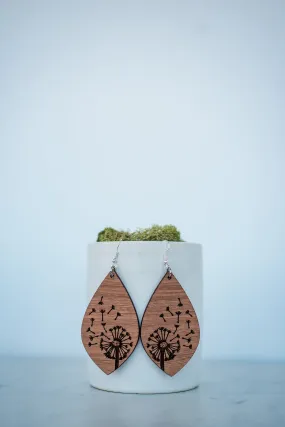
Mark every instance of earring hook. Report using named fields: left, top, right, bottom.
left=163, top=240, right=172, bottom=275
left=111, top=240, right=122, bottom=271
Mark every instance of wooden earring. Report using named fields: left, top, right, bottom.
left=141, top=243, right=200, bottom=376
left=81, top=242, right=139, bottom=375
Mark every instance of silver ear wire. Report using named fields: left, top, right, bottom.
left=163, top=240, right=172, bottom=277
left=111, top=240, right=122, bottom=272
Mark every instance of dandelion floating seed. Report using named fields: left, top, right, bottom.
left=175, top=311, right=182, bottom=323
left=185, top=309, right=192, bottom=317
left=186, top=320, right=191, bottom=329
left=98, top=296, right=104, bottom=305
left=100, top=309, right=105, bottom=322
left=159, top=313, right=166, bottom=323
left=88, top=308, right=96, bottom=315
left=90, top=318, right=94, bottom=327
left=183, top=343, right=192, bottom=349
left=166, top=306, right=174, bottom=316
left=146, top=328, right=180, bottom=371
left=182, top=337, right=191, bottom=344
left=107, top=305, right=115, bottom=315
left=88, top=342, right=98, bottom=347
left=101, top=322, right=107, bottom=333
left=100, top=325, right=133, bottom=370
left=186, top=329, right=195, bottom=336
left=173, top=324, right=180, bottom=334
left=115, top=312, right=121, bottom=321
left=177, top=298, right=183, bottom=307
left=87, top=328, right=100, bottom=337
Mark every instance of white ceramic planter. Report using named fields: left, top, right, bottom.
left=86, top=241, right=203, bottom=394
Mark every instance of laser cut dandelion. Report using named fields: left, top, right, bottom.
left=100, top=326, right=133, bottom=370
left=147, top=327, right=180, bottom=371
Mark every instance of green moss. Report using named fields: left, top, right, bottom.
left=97, top=225, right=182, bottom=242
left=96, top=227, right=131, bottom=242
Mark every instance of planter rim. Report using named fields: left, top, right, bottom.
left=89, top=241, right=202, bottom=247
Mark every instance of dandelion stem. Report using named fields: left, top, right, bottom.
left=160, top=350, right=165, bottom=371
left=115, top=347, right=120, bottom=370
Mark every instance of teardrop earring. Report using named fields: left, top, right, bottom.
left=141, top=241, right=200, bottom=376
left=81, top=241, right=139, bottom=375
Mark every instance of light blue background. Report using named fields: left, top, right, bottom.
left=0, top=0, right=284, bottom=360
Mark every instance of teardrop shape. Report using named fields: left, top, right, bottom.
left=141, top=272, right=200, bottom=376
left=81, top=270, right=139, bottom=375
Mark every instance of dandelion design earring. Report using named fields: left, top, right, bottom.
left=81, top=242, right=139, bottom=375
left=141, top=242, right=200, bottom=376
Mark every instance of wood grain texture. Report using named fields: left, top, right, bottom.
left=141, top=272, right=200, bottom=377
left=81, top=270, right=139, bottom=375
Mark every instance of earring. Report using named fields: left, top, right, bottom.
left=81, top=241, right=139, bottom=375
left=141, top=241, right=200, bottom=376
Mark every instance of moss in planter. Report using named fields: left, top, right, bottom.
left=97, top=225, right=182, bottom=242
left=96, top=227, right=131, bottom=242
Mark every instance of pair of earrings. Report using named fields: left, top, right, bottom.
left=81, top=242, right=200, bottom=377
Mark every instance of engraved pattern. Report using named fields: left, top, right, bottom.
left=141, top=272, right=200, bottom=376
left=81, top=270, right=139, bottom=375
